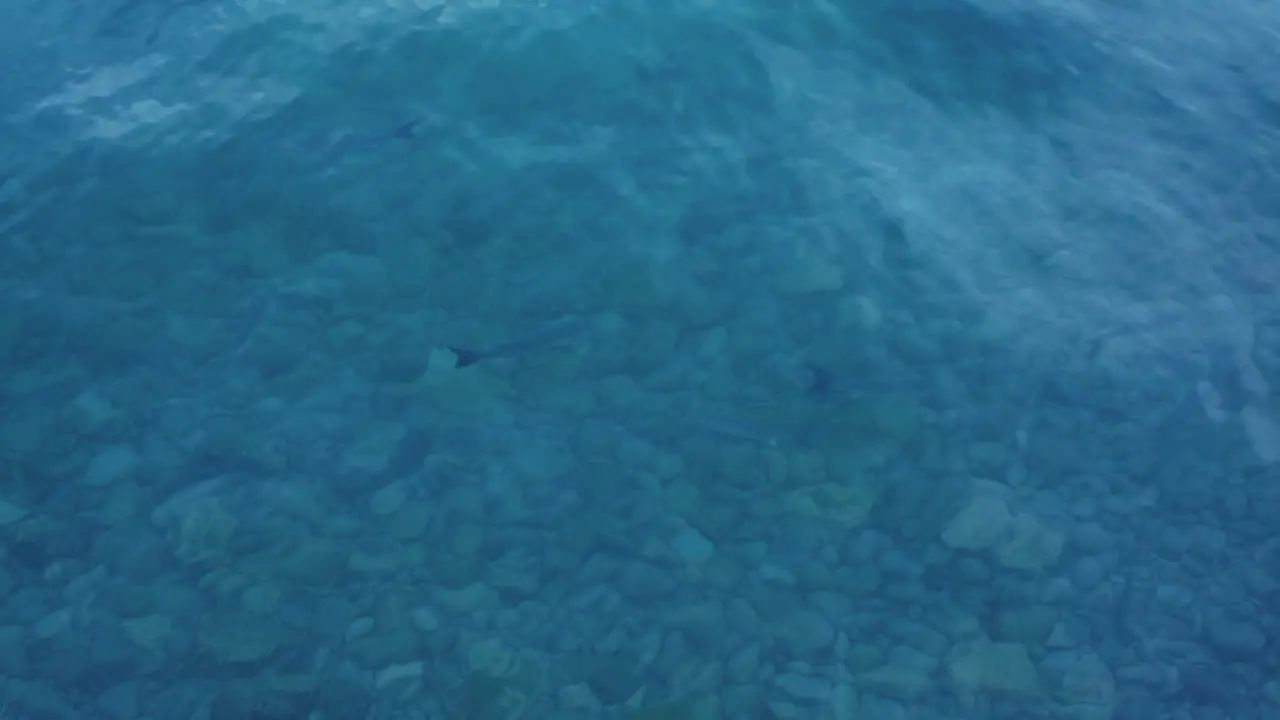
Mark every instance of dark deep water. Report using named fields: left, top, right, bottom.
left=1, top=0, right=1279, bottom=718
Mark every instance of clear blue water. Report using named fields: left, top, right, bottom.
left=1, top=0, right=1278, bottom=718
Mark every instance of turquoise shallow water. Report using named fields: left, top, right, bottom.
left=1, top=0, right=1279, bottom=718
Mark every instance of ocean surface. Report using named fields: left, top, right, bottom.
left=1, top=0, right=1278, bottom=717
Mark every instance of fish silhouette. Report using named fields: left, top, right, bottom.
left=447, top=318, right=584, bottom=369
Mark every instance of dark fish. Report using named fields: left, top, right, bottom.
left=309, top=118, right=427, bottom=170
left=383, top=426, right=432, bottom=479
left=145, top=0, right=212, bottom=44
left=99, top=0, right=206, bottom=44
left=803, top=362, right=833, bottom=395
left=334, top=119, right=421, bottom=151
left=1111, top=575, right=1136, bottom=645
left=693, top=415, right=783, bottom=447
left=386, top=118, right=422, bottom=140
left=448, top=318, right=584, bottom=369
